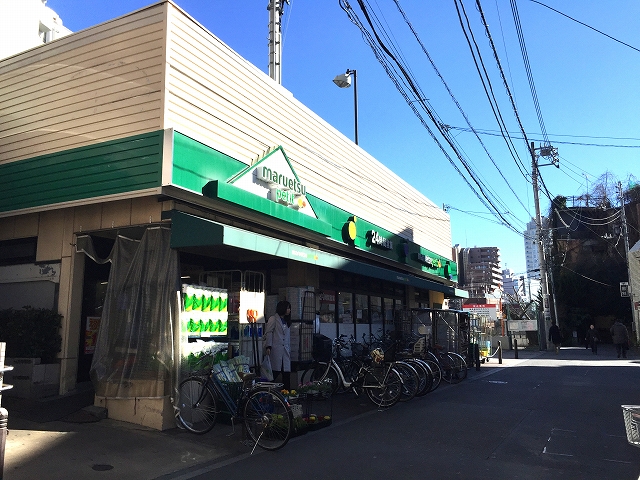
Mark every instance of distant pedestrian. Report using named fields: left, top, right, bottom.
left=548, top=321, right=562, bottom=354
left=610, top=319, right=630, bottom=359
left=585, top=324, right=598, bottom=354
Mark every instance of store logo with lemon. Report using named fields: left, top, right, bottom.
left=228, top=146, right=317, bottom=218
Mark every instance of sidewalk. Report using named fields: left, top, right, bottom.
left=0, top=346, right=613, bottom=479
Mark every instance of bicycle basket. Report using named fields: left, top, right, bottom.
left=622, top=405, right=640, bottom=448
left=312, top=334, right=332, bottom=362
left=221, top=381, right=244, bottom=402
left=370, top=347, right=384, bottom=364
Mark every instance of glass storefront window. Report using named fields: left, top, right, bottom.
left=370, top=296, right=382, bottom=325
left=338, top=292, right=353, bottom=324
left=338, top=291, right=354, bottom=339
left=355, top=293, right=369, bottom=342
left=318, top=291, right=336, bottom=323
left=355, top=294, right=368, bottom=324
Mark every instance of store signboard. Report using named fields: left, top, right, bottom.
left=462, top=304, right=498, bottom=322
left=229, top=146, right=317, bottom=218
left=507, top=320, right=537, bottom=332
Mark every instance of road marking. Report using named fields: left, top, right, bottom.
left=542, top=449, right=573, bottom=457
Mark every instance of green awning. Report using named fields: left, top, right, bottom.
left=169, top=211, right=467, bottom=298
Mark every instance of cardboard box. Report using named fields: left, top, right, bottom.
left=94, top=395, right=175, bottom=431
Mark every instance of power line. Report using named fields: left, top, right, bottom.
left=530, top=0, right=640, bottom=54
left=453, top=0, right=530, bottom=181
left=511, top=0, right=549, bottom=145
left=445, top=126, right=640, bottom=148
left=391, top=0, right=530, bottom=216
left=340, top=0, right=527, bottom=236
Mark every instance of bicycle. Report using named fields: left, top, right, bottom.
left=176, top=358, right=294, bottom=452
left=427, top=345, right=468, bottom=384
left=357, top=334, right=421, bottom=402
left=302, top=336, right=403, bottom=408
left=300, top=335, right=360, bottom=394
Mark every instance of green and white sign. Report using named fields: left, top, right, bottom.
left=228, top=147, right=316, bottom=218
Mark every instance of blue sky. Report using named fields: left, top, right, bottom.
left=47, top=0, right=639, bottom=276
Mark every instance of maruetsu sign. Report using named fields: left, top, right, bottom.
left=418, top=253, right=438, bottom=268
left=257, top=166, right=307, bottom=208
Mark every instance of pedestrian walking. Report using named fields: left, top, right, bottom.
left=548, top=321, right=562, bottom=354
left=610, top=319, right=630, bottom=359
left=585, top=324, right=598, bottom=354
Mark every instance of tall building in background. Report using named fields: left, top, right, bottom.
left=525, top=218, right=542, bottom=280
left=501, top=268, right=540, bottom=303
left=0, top=0, right=71, bottom=60
left=459, top=247, right=502, bottom=298
left=502, top=268, right=520, bottom=297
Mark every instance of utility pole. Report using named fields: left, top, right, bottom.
left=531, top=142, right=554, bottom=350
left=268, top=0, right=288, bottom=84
left=618, top=181, right=637, bottom=341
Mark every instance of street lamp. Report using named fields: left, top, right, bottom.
left=332, top=69, right=358, bottom=145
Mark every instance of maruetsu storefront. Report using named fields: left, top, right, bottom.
left=67, top=130, right=467, bottom=429
left=0, top=1, right=467, bottom=430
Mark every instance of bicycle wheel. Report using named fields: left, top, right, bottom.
left=243, top=387, right=293, bottom=451
left=336, top=358, right=360, bottom=388
left=424, top=353, right=442, bottom=391
left=310, top=363, right=340, bottom=394
left=393, top=361, right=419, bottom=402
left=449, top=352, right=468, bottom=381
left=440, top=354, right=460, bottom=384
left=405, top=358, right=433, bottom=397
left=300, top=364, right=319, bottom=385
left=365, top=367, right=403, bottom=408
left=176, top=377, right=218, bottom=434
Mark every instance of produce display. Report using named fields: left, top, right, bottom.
left=182, top=284, right=229, bottom=336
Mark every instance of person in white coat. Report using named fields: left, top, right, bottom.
left=265, top=300, right=292, bottom=389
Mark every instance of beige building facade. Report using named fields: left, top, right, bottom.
left=0, top=1, right=466, bottom=428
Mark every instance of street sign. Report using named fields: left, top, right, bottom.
left=621, top=282, right=630, bottom=298
left=507, top=320, right=537, bottom=332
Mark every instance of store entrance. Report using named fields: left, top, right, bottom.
left=77, top=241, right=112, bottom=383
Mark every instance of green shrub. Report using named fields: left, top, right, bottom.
left=0, top=307, right=62, bottom=363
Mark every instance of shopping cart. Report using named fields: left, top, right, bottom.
left=621, top=405, right=640, bottom=448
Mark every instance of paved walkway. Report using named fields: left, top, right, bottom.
left=2, top=345, right=636, bottom=479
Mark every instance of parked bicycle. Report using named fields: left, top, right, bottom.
left=301, top=335, right=403, bottom=408
left=355, top=334, right=423, bottom=402
left=424, top=344, right=468, bottom=384
left=176, top=355, right=293, bottom=452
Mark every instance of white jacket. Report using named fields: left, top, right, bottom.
left=264, top=313, right=291, bottom=372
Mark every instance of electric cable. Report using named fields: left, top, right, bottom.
left=392, top=0, right=530, bottom=217
left=530, top=0, right=640, bottom=54
left=341, top=0, right=527, bottom=234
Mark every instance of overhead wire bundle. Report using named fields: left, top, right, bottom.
left=339, top=0, right=531, bottom=235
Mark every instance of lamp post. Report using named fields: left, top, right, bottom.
left=332, top=69, right=358, bottom=145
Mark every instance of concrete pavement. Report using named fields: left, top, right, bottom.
left=3, top=345, right=638, bottom=479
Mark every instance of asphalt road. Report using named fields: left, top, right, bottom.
left=163, top=344, right=640, bottom=480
